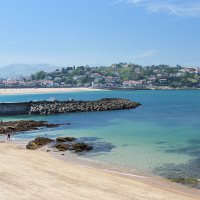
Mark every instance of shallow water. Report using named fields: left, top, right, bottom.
left=1, top=90, right=200, bottom=181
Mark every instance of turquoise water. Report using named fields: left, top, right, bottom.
left=1, top=90, right=200, bottom=179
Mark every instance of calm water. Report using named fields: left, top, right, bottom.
left=1, top=90, right=200, bottom=179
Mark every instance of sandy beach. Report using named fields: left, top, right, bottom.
left=0, top=88, right=104, bottom=95
left=0, top=142, right=199, bottom=200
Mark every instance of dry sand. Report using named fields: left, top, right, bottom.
left=0, top=142, right=199, bottom=200
left=0, top=87, right=104, bottom=95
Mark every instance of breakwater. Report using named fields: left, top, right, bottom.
left=0, top=102, right=30, bottom=116
left=0, top=98, right=141, bottom=116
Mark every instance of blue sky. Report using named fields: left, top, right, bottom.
left=0, top=0, right=200, bottom=67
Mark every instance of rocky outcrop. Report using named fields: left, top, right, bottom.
left=26, top=137, right=53, bottom=150
left=0, top=120, right=60, bottom=134
left=26, top=136, right=93, bottom=153
left=29, top=98, right=141, bottom=115
left=71, top=142, right=93, bottom=152
left=26, top=141, right=38, bottom=150
left=54, top=142, right=93, bottom=152
left=54, top=143, right=70, bottom=151
left=169, top=178, right=200, bottom=188
left=56, top=137, right=76, bottom=143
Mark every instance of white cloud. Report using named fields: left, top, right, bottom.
left=113, top=0, right=200, bottom=17
left=116, top=50, right=157, bottom=65
left=133, top=50, right=156, bottom=59
left=111, top=0, right=143, bottom=5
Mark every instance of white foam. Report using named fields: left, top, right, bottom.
left=102, top=169, right=147, bottom=179
left=81, top=164, right=147, bottom=179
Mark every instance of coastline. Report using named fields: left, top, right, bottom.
left=0, top=141, right=199, bottom=200
left=0, top=87, right=105, bottom=95
left=0, top=87, right=199, bottom=96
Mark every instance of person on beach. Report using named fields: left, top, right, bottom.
left=7, top=132, right=11, bottom=141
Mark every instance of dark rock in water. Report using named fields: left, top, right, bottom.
left=54, top=141, right=93, bottom=152
left=26, top=135, right=93, bottom=153
left=45, top=123, right=60, bottom=128
left=54, top=143, right=70, bottom=151
left=33, top=137, right=53, bottom=147
left=166, top=145, right=200, bottom=157
left=26, top=137, right=53, bottom=150
left=56, top=137, right=76, bottom=143
left=64, top=122, right=71, bottom=125
left=156, top=141, right=167, bottom=145
left=169, top=178, right=200, bottom=186
left=71, top=142, right=93, bottom=152
left=164, top=138, right=200, bottom=157
left=26, top=141, right=38, bottom=150
left=156, top=138, right=200, bottom=188
left=154, top=158, right=200, bottom=188
left=0, top=120, right=60, bottom=135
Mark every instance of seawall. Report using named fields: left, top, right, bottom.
left=0, top=102, right=31, bottom=116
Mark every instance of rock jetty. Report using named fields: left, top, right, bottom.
left=29, top=98, right=141, bottom=115
left=0, top=120, right=60, bottom=134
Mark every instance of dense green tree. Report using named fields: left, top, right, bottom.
left=31, top=71, right=46, bottom=80
left=30, top=63, right=200, bottom=88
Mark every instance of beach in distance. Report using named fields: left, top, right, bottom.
left=0, top=88, right=104, bottom=95
left=0, top=142, right=199, bottom=200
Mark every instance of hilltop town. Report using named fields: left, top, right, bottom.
left=1, top=63, right=200, bottom=90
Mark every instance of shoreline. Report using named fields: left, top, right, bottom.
left=0, top=88, right=199, bottom=96
left=11, top=139, right=150, bottom=178
left=1, top=140, right=199, bottom=200
left=0, top=87, right=200, bottom=96
left=0, top=87, right=105, bottom=95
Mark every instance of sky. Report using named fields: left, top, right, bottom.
left=0, top=0, right=200, bottom=67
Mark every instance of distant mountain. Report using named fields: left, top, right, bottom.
left=0, top=64, right=61, bottom=78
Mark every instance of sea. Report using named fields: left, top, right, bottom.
left=1, top=90, right=200, bottom=182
